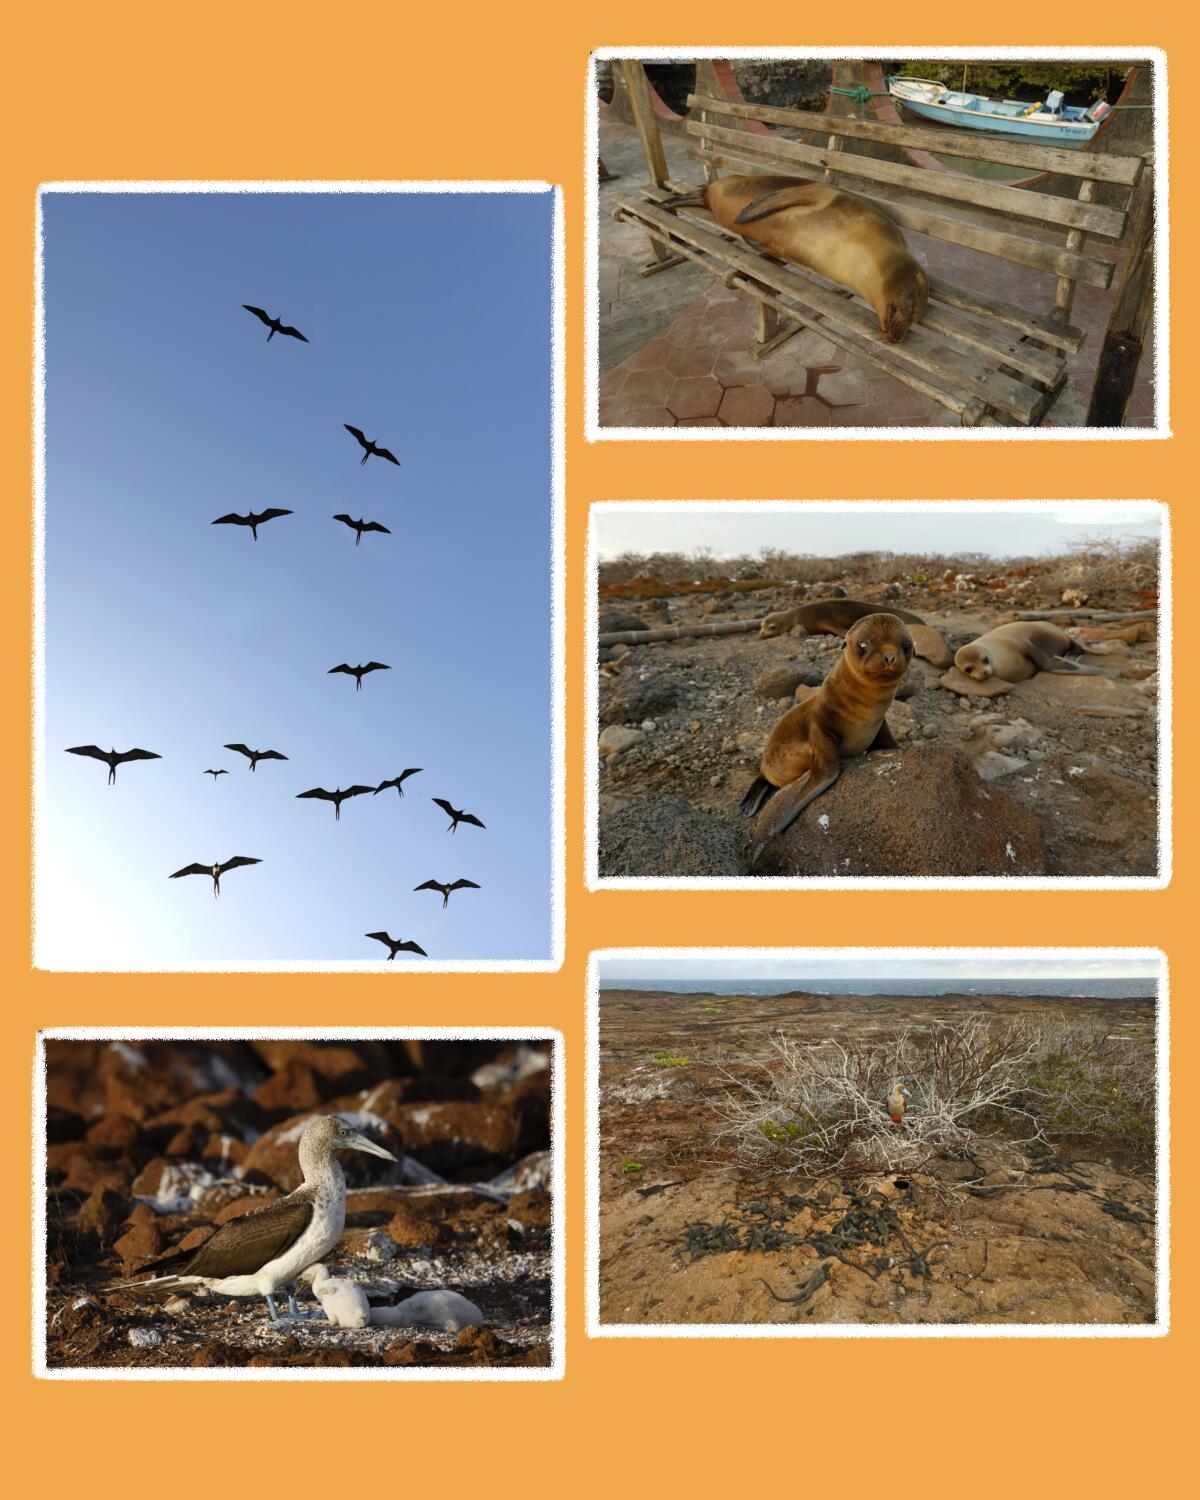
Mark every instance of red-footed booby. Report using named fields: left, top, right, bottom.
left=887, top=1081, right=911, bottom=1125
left=120, top=1116, right=397, bottom=1323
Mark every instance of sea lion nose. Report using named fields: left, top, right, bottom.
left=882, top=649, right=897, bottom=667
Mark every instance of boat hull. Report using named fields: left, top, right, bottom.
left=885, top=79, right=1098, bottom=149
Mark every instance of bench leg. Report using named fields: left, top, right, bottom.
left=636, top=235, right=686, bottom=278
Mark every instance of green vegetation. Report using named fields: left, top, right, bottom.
left=620, top=1160, right=645, bottom=1174
left=650, top=1050, right=690, bottom=1068
left=898, top=62, right=1128, bottom=106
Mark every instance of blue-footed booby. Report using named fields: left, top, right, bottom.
left=121, top=1116, right=397, bottom=1322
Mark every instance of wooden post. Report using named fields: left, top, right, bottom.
left=695, top=59, right=722, bottom=185
left=619, top=60, right=670, bottom=188
left=1086, top=155, right=1155, bottom=426
left=1052, top=178, right=1096, bottom=323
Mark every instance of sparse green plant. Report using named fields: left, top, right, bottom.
left=620, top=1160, right=645, bottom=1174
left=650, top=1050, right=690, bottom=1068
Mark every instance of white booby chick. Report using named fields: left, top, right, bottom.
left=371, top=1289, right=484, bottom=1331
left=300, top=1263, right=371, bottom=1328
left=120, top=1116, right=397, bottom=1323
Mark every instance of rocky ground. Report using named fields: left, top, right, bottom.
left=44, top=1038, right=555, bottom=1369
left=597, top=989, right=1157, bottom=1327
left=597, top=563, right=1159, bottom=878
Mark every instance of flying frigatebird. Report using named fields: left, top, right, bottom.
left=432, top=798, right=486, bottom=834
left=343, top=424, right=400, bottom=467
left=203, top=769, right=228, bottom=780
left=169, top=855, right=261, bottom=898
left=374, top=768, right=422, bottom=798
left=225, top=744, right=289, bottom=772
left=117, top=1115, right=396, bottom=1323
left=65, top=745, right=161, bottom=786
left=328, top=662, right=390, bottom=691
left=211, top=508, right=293, bottom=541
left=365, top=932, right=429, bottom=960
left=414, top=878, right=481, bottom=910
left=296, top=785, right=374, bottom=821
left=333, top=514, right=391, bottom=546
left=242, top=304, right=309, bottom=343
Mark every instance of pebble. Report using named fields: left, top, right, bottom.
left=598, top=726, right=644, bottom=755
left=128, top=1327, right=163, bottom=1349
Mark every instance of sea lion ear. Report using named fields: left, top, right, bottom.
left=733, top=187, right=812, bottom=225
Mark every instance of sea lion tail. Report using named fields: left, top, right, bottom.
left=740, top=776, right=777, bottom=817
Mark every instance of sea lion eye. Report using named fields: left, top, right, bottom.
left=856, top=638, right=869, bottom=654
left=902, top=639, right=913, bottom=656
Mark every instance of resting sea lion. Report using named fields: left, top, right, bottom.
left=704, top=174, right=929, bottom=343
left=954, top=621, right=1113, bottom=684
left=741, top=612, right=913, bottom=846
left=759, top=597, right=924, bottom=640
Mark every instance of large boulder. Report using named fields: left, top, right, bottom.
left=999, top=752, right=1159, bottom=877
left=600, top=795, right=747, bottom=877
left=750, top=746, right=1048, bottom=877
left=599, top=673, right=681, bottom=726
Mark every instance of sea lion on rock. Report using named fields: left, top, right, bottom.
left=954, top=621, right=1113, bottom=684
left=741, top=612, right=913, bottom=849
left=759, top=597, right=924, bottom=640
left=704, top=174, right=929, bottom=343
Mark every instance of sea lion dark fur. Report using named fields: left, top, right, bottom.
left=704, top=174, right=929, bottom=343
left=741, top=612, right=914, bottom=850
left=954, top=621, right=1112, bottom=684
left=759, top=597, right=925, bottom=640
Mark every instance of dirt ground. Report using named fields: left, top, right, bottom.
left=44, top=1038, right=554, bottom=1369
left=597, top=989, right=1157, bottom=1327
left=597, top=559, right=1159, bottom=878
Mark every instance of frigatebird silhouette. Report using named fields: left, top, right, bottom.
left=344, top=425, right=400, bottom=467
left=225, top=744, right=288, bottom=773
left=203, top=769, right=228, bottom=780
left=374, top=769, right=422, bottom=798
left=242, top=305, right=309, bottom=342
left=333, top=514, right=391, bottom=546
left=65, top=745, right=161, bottom=786
left=296, top=785, right=374, bottom=821
left=432, top=798, right=486, bottom=834
left=169, top=855, right=261, bottom=898
left=211, top=508, right=293, bottom=541
left=414, top=878, right=481, bottom=910
left=365, top=933, right=429, bottom=960
left=328, top=662, right=390, bottom=691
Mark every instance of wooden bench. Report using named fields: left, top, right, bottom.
left=612, top=61, right=1152, bottom=426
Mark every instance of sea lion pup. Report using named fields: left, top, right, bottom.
left=741, top=612, right=913, bottom=846
left=704, top=174, right=929, bottom=343
left=759, top=596, right=925, bottom=640
left=954, top=620, right=1114, bottom=684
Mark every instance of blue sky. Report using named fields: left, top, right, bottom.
left=38, top=189, right=555, bottom=967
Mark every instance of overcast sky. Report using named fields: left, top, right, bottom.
left=39, top=189, right=554, bottom=967
left=600, top=954, right=1160, bottom=983
left=593, top=503, right=1163, bottom=563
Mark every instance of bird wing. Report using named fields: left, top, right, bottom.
left=399, top=767, right=422, bottom=781
left=327, top=664, right=354, bottom=676
left=204, top=769, right=227, bottom=776
left=169, top=863, right=211, bottom=880
left=278, top=324, right=308, bottom=342
left=362, top=662, right=390, bottom=674
left=212, top=513, right=248, bottom=527
left=65, top=745, right=108, bottom=762
left=115, top=748, right=161, bottom=764
left=333, top=514, right=355, bottom=528
left=242, top=305, right=272, bottom=327
left=257, top=750, right=288, bottom=762
left=217, top=856, right=262, bottom=875
left=161, top=1195, right=315, bottom=1279
left=432, top=798, right=456, bottom=816
left=397, top=941, right=428, bottom=957
left=297, top=788, right=336, bottom=802
left=362, top=521, right=391, bottom=534
left=259, top=508, right=293, bottom=522
left=224, top=743, right=253, bottom=759
left=413, top=880, right=442, bottom=893
left=344, top=424, right=368, bottom=447
left=449, top=879, right=481, bottom=892
left=365, top=931, right=394, bottom=948
left=459, top=813, right=486, bottom=828
left=374, top=446, right=401, bottom=466
left=343, top=786, right=375, bottom=799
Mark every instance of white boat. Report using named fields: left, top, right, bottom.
left=886, top=75, right=1110, bottom=150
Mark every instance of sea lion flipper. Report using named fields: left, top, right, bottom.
left=733, top=188, right=815, bottom=226
left=1026, top=641, right=1104, bottom=676
left=739, top=775, right=777, bottom=816
left=751, top=759, right=841, bottom=858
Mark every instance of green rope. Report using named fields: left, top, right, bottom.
left=829, top=85, right=891, bottom=119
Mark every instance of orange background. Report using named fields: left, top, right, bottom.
left=2, top=4, right=1191, bottom=1495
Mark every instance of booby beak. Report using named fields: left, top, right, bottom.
left=338, top=1130, right=398, bottom=1163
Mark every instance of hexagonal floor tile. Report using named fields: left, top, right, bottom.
left=813, top=368, right=868, bottom=408
left=621, top=368, right=675, bottom=407
left=773, top=396, right=831, bottom=427
left=667, top=375, right=723, bottom=420
left=718, top=383, right=776, bottom=427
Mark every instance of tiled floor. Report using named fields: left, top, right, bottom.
left=596, top=117, right=1157, bottom=430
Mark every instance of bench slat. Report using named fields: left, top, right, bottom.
left=686, top=93, right=1144, bottom=186
left=692, top=146, right=1115, bottom=289
left=685, top=118, right=1127, bottom=238
left=925, top=277, right=1085, bottom=354
left=618, top=197, right=1048, bottom=422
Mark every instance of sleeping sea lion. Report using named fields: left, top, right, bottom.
left=704, top=174, right=929, bottom=343
left=741, top=612, right=913, bottom=848
left=954, top=621, right=1113, bottom=684
left=759, top=596, right=924, bottom=640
